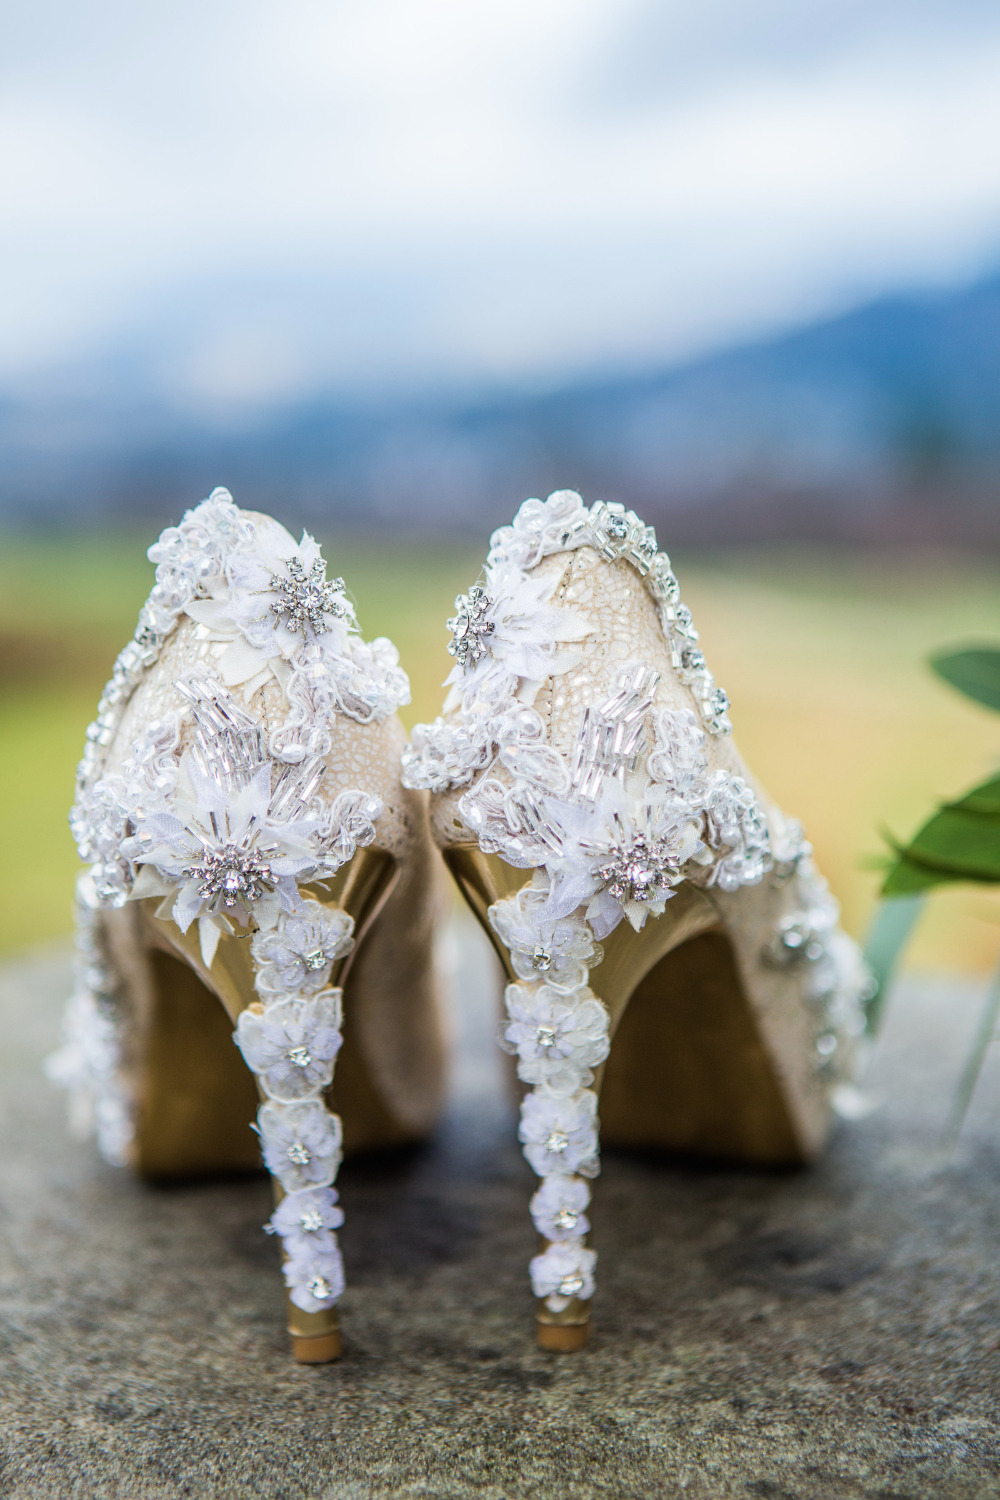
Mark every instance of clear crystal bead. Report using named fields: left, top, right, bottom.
left=530, top=946, right=552, bottom=972
left=558, top=1272, right=585, bottom=1297
left=306, top=1274, right=332, bottom=1300
left=553, top=1208, right=579, bottom=1232
left=300, top=1209, right=325, bottom=1233
left=545, top=1130, right=569, bottom=1154
left=287, top=1045, right=312, bottom=1069
left=536, top=1025, right=557, bottom=1051
left=302, top=947, right=328, bottom=972
left=286, top=1140, right=311, bottom=1165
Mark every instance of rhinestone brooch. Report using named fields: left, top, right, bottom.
left=189, top=844, right=276, bottom=914
left=271, top=557, right=348, bottom=637
left=447, top=585, right=494, bottom=667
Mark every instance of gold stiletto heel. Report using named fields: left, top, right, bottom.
left=49, top=489, right=446, bottom=1361
left=403, top=490, right=872, bottom=1350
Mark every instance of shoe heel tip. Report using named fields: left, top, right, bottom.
left=536, top=1321, right=590, bottom=1352
left=291, top=1329, right=343, bottom=1363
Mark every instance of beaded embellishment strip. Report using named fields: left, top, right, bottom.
left=402, top=490, right=872, bottom=1314
left=49, top=488, right=410, bottom=1316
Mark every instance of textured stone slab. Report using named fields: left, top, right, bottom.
left=1, top=920, right=999, bottom=1499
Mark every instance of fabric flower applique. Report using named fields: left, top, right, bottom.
left=446, top=559, right=592, bottom=703
left=529, top=1174, right=592, bottom=1241
left=501, top=982, right=610, bottom=1093
left=282, top=1243, right=346, bottom=1311
left=121, top=676, right=329, bottom=967
left=257, top=1099, right=343, bottom=1192
left=530, top=777, right=706, bottom=938
left=488, top=886, right=603, bottom=988
left=267, top=1185, right=344, bottom=1258
left=519, top=1089, right=600, bottom=1177
left=251, top=901, right=355, bottom=998
left=181, top=511, right=357, bottom=698
left=235, top=991, right=343, bottom=1101
left=529, top=1239, right=597, bottom=1310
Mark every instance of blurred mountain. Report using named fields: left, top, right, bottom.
left=3, top=269, right=1000, bottom=545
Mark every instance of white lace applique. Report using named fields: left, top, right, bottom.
left=45, top=873, right=134, bottom=1167
left=762, top=859, right=875, bottom=1084
left=266, top=1186, right=346, bottom=1312
left=54, top=486, right=402, bottom=1318
left=251, top=901, right=355, bottom=997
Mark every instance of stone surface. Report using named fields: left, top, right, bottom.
left=1, top=918, right=999, bottom=1499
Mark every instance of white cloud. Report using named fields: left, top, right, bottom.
left=2, top=0, right=1000, bottom=392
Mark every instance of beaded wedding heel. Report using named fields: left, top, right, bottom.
left=48, top=488, right=446, bottom=1363
left=402, top=490, right=872, bottom=1351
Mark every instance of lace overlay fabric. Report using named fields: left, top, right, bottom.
left=403, top=490, right=873, bottom=1313
left=53, top=488, right=411, bottom=1315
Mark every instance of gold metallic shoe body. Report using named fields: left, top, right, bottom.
left=402, top=490, right=872, bottom=1350
left=48, top=489, right=446, bottom=1362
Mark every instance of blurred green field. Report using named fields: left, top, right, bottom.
left=1, top=532, right=999, bottom=970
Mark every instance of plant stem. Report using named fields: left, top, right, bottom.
left=944, top=959, right=1000, bottom=1148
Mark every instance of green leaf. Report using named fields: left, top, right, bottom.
left=882, top=774, right=1000, bottom=896
left=930, top=646, right=1000, bottom=712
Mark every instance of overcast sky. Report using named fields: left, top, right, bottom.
left=3, top=0, right=1000, bottom=403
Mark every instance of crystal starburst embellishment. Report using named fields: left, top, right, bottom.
left=447, top=584, right=494, bottom=667
left=597, top=835, right=676, bottom=906
left=188, top=843, right=276, bottom=914
left=270, top=557, right=348, bottom=637
left=286, top=1140, right=311, bottom=1165
left=545, top=1130, right=569, bottom=1154
left=299, top=1209, right=325, bottom=1233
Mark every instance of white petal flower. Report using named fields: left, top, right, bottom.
left=236, top=991, right=343, bottom=1101
left=519, top=1089, right=599, bottom=1177
left=283, top=1243, right=346, bottom=1311
left=529, top=1175, right=592, bottom=1242
left=267, top=1185, right=344, bottom=1259
left=120, top=679, right=329, bottom=947
left=529, top=1239, right=597, bottom=1309
left=251, top=902, right=355, bottom=998
left=257, top=1099, right=342, bottom=1192
left=489, top=888, right=602, bottom=988
left=183, top=519, right=358, bottom=693
left=447, top=559, right=592, bottom=696
left=502, top=982, right=609, bottom=1093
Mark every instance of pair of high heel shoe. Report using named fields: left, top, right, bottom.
left=49, top=486, right=871, bottom=1362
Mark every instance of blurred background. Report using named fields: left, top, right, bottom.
left=2, top=0, right=1000, bottom=969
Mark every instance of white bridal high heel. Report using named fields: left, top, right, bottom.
left=402, top=490, right=873, bottom=1350
left=48, top=488, right=447, bottom=1363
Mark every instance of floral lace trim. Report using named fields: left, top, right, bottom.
left=45, top=873, right=134, bottom=1167
left=403, top=489, right=873, bottom=1314
left=54, top=488, right=404, bottom=1314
